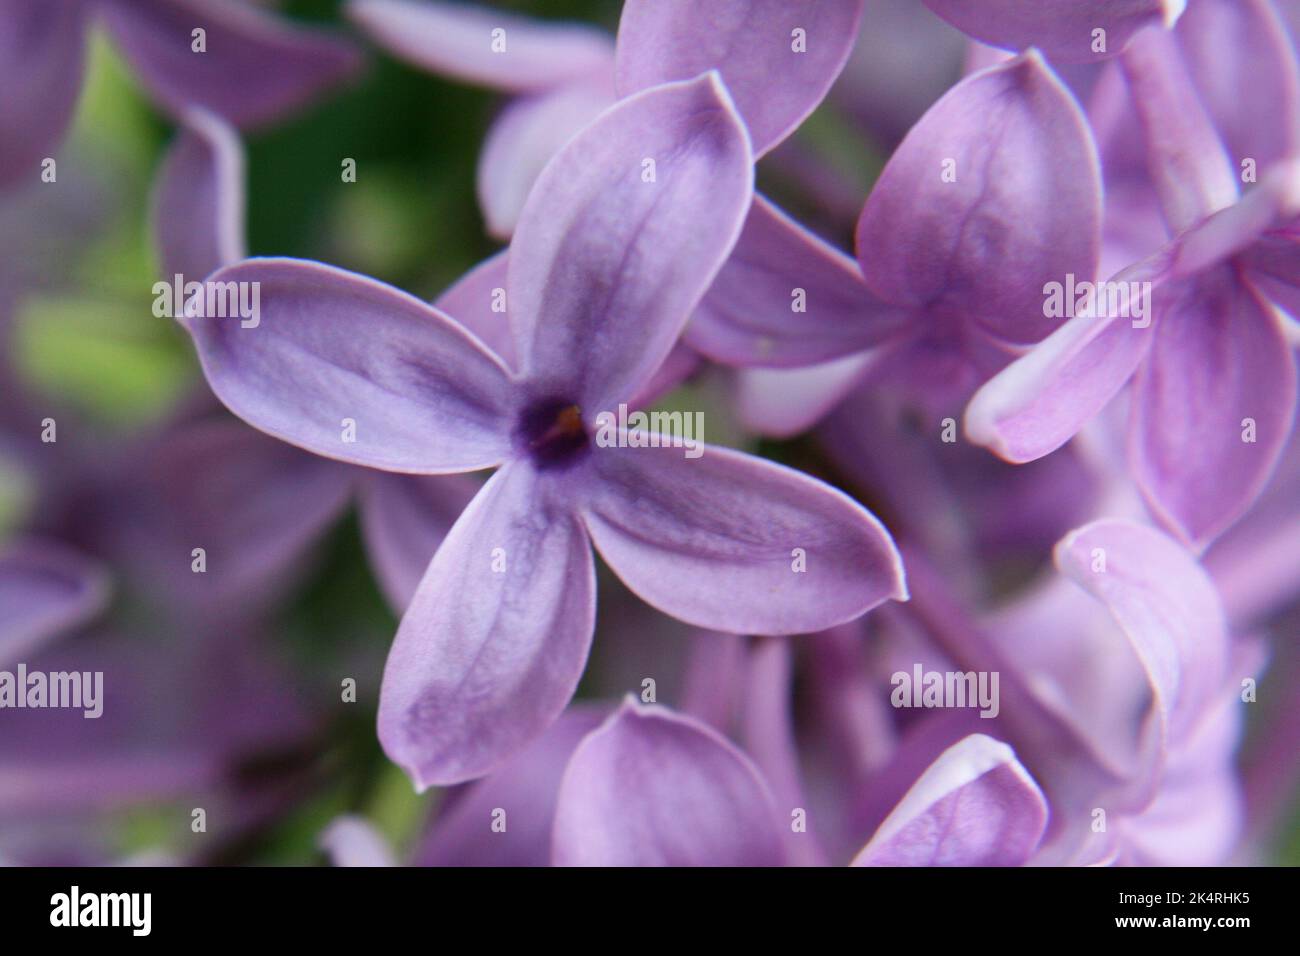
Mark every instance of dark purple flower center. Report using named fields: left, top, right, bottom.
left=516, top=397, right=589, bottom=470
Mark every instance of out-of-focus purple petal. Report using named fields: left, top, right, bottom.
left=100, top=0, right=363, bottom=128
left=921, top=0, right=1182, bottom=63
left=418, top=704, right=607, bottom=867
left=1176, top=0, right=1300, bottom=172
left=432, top=249, right=515, bottom=368
left=0, top=0, right=87, bottom=188
left=151, top=107, right=245, bottom=282
left=1119, top=24, right=1238, bottom=233
left=579, top=438, right=906, bottom=636
left=615, top=0, right=863, bottom=157
left=103, top=419, right=353, bottom=617
left=182, top=258, right=515, bottom=474
left=346, top=0, right=612, bottom=91
left=476, top=81, right=615, bottom=241
left=552, top=701, right=784, bottom=866
left=851, top=734, right=1047, bottom=866
left=686, top=195, right=908, bottom=367
left=1054, top=520, right=1229, bottom=757
left=507, top=73, right=752, bottom=410
left=358, top=471, right=480, bottom=614
left=628, top=343, right=701, bottom=410
left=0, top=539, right=108, bottom=664
left=1130, top=269, right=1297, bottom=548
left=378, top=463, right=595, bottom=787
left=319, top=815, right=396, bottom=867
left=856, top=51, right=1102, bottom=345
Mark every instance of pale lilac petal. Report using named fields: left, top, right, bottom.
left=0, top=539, right=108, bottom=664
left=615, top=0, right=863, bottom=157
left=182, top=258, right=515, bottom=473
left=685, top=195, right=908, bottom=367
left=151, top=107, right=245, bottom=282
left=100, top=0, right=362, bottom=128
left=855, top=51, right=1102, bottom=345
left=1176, top=0, right=1300, bottom=171
left=922, top=0, right=1183, bottom=63
left=418, top=704, right=607, bottom=867
left=1130, top=269, right=1297, bottom=547
left=552, top=701, right=784, bottom=866
left=378, top=463, right=596, bottom=787
left=346, top=0, right=613, bottom=91
left=1054, top=520, right=1229, bottom=753
left=507, top=73, right=753, bottom=410
left=358, top=471, right=480, bottom=614
left=733, top=353, right=876, bottom=439
left=579, top=438, right=906, bottom=636
left=477, top=82, right=616, bottom=240
left=432, top=249, right=514, bottom=367
left=851, top=735, right=1047, bottom=866
left=0, top=0, right=87, bottom=187
left=1119, top=24, right=1238, bottom=233
left=963, top=284, right=1156, bottom=463
left=319, top=815, right=396, bottom=867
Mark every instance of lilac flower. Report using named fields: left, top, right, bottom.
left=149, top=107, right=477, bottom=618
left=180, top=75, right=906, bottom=788
left=966, top=22, right=1300, bottom=548
left=0, top=0, right=362, bottom=187
left=708, top=49, right=1105, bottom=443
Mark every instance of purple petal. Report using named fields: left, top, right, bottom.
left=346, top=0, right=613, bottom=91
left=0, top=539, right=108, bottom=664
left=182, top=258, right=515, bottom=473
left=99, top=0, right=362, bottom=128
left=851, top=734, right=1047, bottom=866
left=552, top=701, right=784, bottom=866
left=0, top=0, right=87, bottom=188
left=615, top=0, right=863, bottom=157
left=1054, top=520, right=1229, bottom=751
left=733, top=354, right=875, bottom=439
left=1176, top=0, right=1300, bottom=172
left=432, top=249, right=515, bottom=367
left=921, top=0, right=1182, bottom=63
left=855, top=51, right=1102, bottom=345
left=1130, top=269, right=1297, bottom=547
left=378, top=463, right=596, bottom=787
left=477, top=81, right=616, bottom=240
left=358, top=471, right=480, bottom=614
left=579, top=438, right=906, bottom=636
left=151, top=107, right=245, bottom=282
left=1119, top=23, right=1238, bottom=233
left=319, top=815, right=396, bottom=867
left=685, top=195, right=909, bottom=367
left=417, top=704, right=607, bottom=867
left=103, top=419, right=353, bottom=616
left=507, top=73, right=753, bottom=410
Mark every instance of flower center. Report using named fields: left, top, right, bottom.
left=516, top=397, right=589, bottom=470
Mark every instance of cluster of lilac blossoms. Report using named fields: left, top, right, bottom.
left=3, top=0, right=1299, bottom=869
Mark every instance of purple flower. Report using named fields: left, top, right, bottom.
left=180, top=74, right=906, bottom=787
left=966, top=18, right=1300, bottom=548
left=0, top=0, right=362, bottom=187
